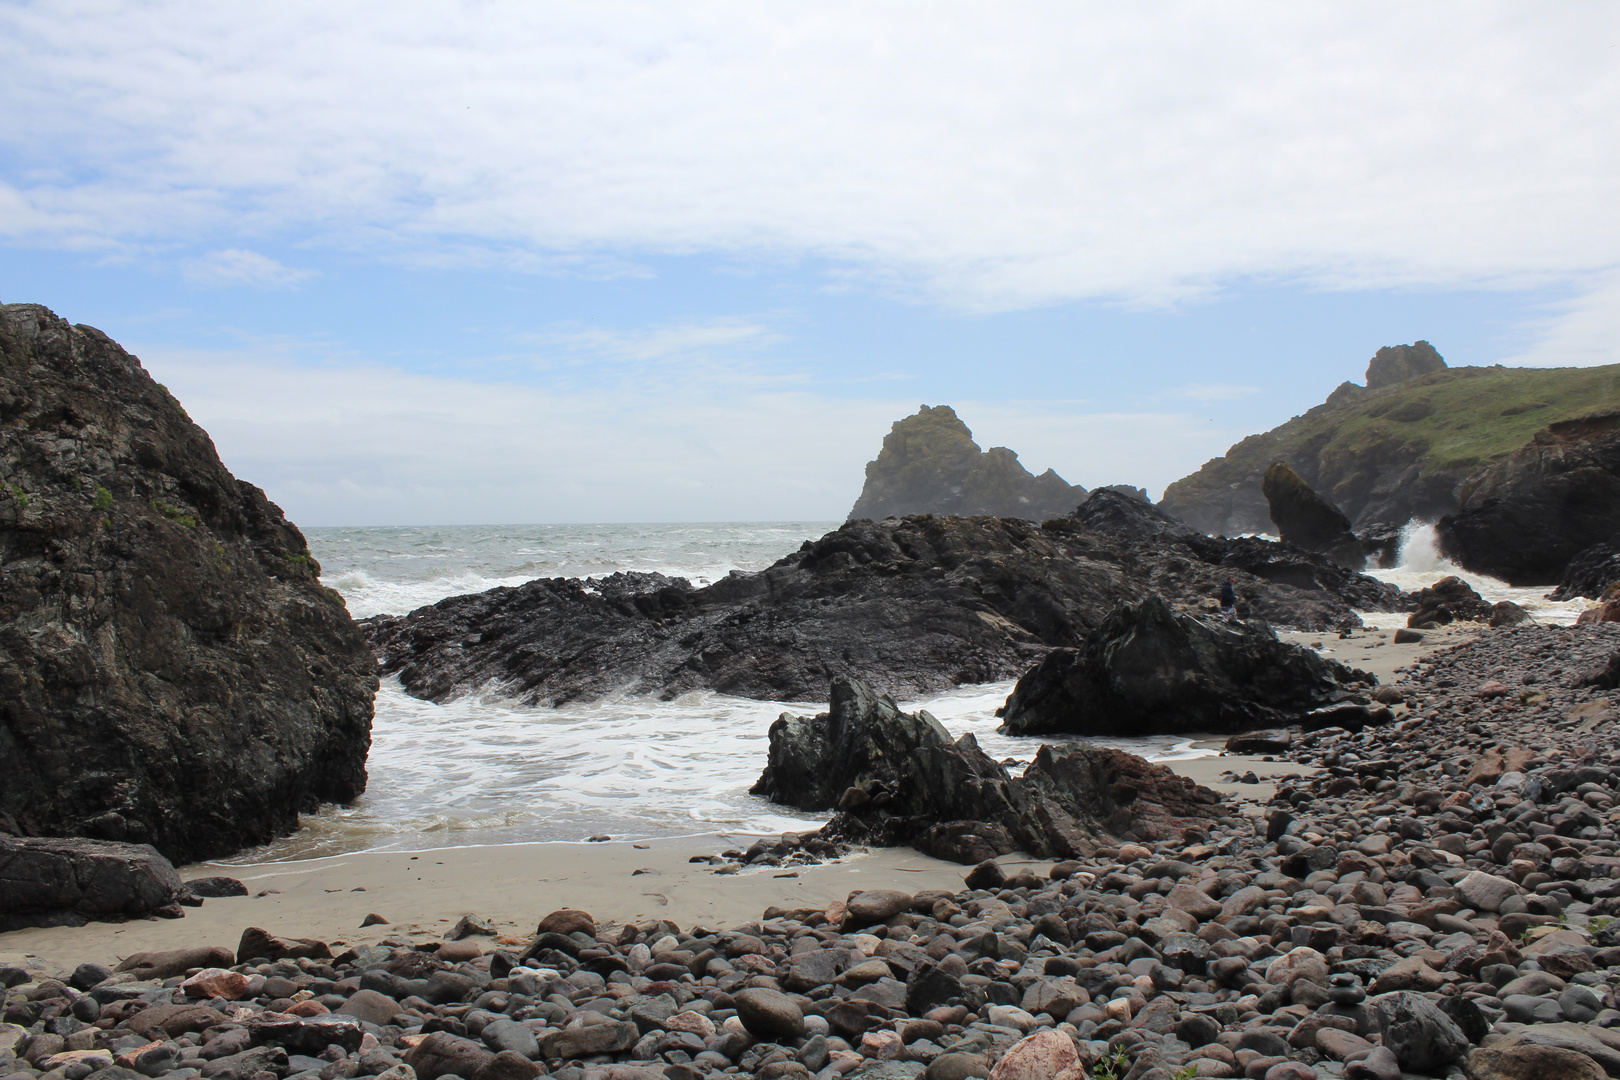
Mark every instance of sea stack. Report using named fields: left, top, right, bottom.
left=0, top=303, right=378, bottom=863
left=847, top=404, right=1087, bottom=521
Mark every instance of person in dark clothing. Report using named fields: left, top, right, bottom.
left=1219, top=578, right=1238, bottom=621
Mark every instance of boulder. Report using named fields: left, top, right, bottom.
left=1407, top=576, right=1493, bottom=629
left=1438, top=413, right=1620, bottom=585
left=1468, top=1044, right=1609, bottom=1080
left=0, top=836, right=186, bottom=931
left=0, top=303, right=378, bottom=863
left=236, top=927, right=331, bottom=962
left=732, top=988, right=805, bottom=1042
left=847, top=405, right=1087, bottom=523
left=986, top=1029, right=1085, bottom=1080
left=1262, top=461, right=1365, bottom=568
left=999, top=595, right=1370, bottom=737
left=1371, top=991, right=1469, bottom=1072
left=116, top=945, right=235, bottom=981
left=1481, top=1025, right=1620, bottom=1078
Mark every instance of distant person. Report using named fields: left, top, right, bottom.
left=1219, top=578, right=1238, bottom=622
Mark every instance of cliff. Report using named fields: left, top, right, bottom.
left=1160, top=342, right=1620, bottom=537
left=0, top=303, right=378, bottom=863
left=847, top=405, right=1087, bottom=522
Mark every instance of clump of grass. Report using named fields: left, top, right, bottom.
left=152, top=499, right=198, bottom=528
left=8, top=483, right=29, bottom=510
left=93, top=486, right=113, bottom=511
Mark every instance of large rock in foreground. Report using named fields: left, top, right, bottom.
left=1439, top=413, right=1620, bottom=585
left=999, top=595, right=1369, bottom=737
left=753, top=676, right=1224, bottom=862
left=846, top=404, right=1087, bottom=522
left=367, top=508, right=1403, bottom=707
left=0, top=304, right=378, bottom=862
left=0, top=835, right=186, bottom=931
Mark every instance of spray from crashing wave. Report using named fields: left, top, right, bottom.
left=1358, top=520, right=1587, bottom=627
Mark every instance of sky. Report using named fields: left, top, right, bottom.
left=1, top=3, right=1617, bottom=526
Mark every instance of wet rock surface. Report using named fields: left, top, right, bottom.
left=364, top=509, right=1403, bottom=708
left=752, top=676, right=1225, bottom=862
left=998, top=597, right=1372, bottom=738
left=0, top=304, right=379, bottom=863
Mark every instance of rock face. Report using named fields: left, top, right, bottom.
left=1551, top=537, right=1620, bottom=601
left=998, top=596, right=1370, bottom=737
left=0, top=304, right=377, bottom=862
left=1160, top=354, right=1620, bottom=537
left=753, top=676, right=1224, bottom=862
left=1438, top=413, right=1620, bottom=585
left=1365, top=341, right=1447, bottom=389
left=366, top=511, right=1403, bottom=707
left=0, top=835, right=184, bottom=931
left=1261, top=461, right=1364, bottom=568
left=847, top=405, right=1086, bottom=522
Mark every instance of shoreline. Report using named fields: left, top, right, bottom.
left=0, top=620, right=1488, bottom=977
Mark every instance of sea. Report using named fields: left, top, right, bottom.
left=218, top=520, right=1590, bottom=864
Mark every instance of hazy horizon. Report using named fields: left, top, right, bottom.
left=3, top=4, right=1617, bottom=527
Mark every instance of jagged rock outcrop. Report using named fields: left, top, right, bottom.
left=1160, top=349, right=1620, bottom=537
left=365, top=512, right=1404, bottom=707
left=1551, top=537, right=1620, bottom=601
left=847, top=405, right=1086, bottom=522
left=1069, top=487, right=1199, bottom=543
left=1366, top=340, right=1447, bottom=389
left=1406, top=576, right=1494, bottom=629
left=1261, top=461, right=1365, bottom=568
left=1438, top=413, right=1620, bottom=585
left=999, top=595, right=1371, bottom=737
left=0, top=303, right=378, bottom=863
left=751, top=676, right=1224, bottom=863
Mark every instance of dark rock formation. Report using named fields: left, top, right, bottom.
left=1069, top=488, right=1199, bottom=543
left=1406, top=576, right=1493, bottom=629
left=1439, top=413, right=1620, bottom=585
left=1160, top=353, right=1619, bottom=537
left=752, top=676, right=1224, bottom=862
left=0, top=303, right=378, bottom=862
left=846, top=405, right=1086, bottom=522
left=0, top=835, right=184, bottom=931
left=365, top=513, right=1404, bottom=707
left=1551, top=536, right=1620, bottom=601
left=998, top=595, right=1371, bottom=737
left=1261, top=461, right=1364, bottom=568
left=1366, top=341, right=1447, bottom=390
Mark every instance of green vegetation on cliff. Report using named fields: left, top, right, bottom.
left=1161, top=362, right=1620, bottom=536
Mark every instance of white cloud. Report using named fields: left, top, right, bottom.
left=183, top=249, right=315, bottom=288
left=0, top=2, right=1616, bottom=344
left=141, top=350, right=1238, bottom=525
left=1497, top=269, right=1620, bottom=369
left=523, top=318, right=781, bottom=366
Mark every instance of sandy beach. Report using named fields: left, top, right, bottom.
left=0, top=835, right=1047, bottom=974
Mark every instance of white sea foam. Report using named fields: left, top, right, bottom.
left=1355, top=521, right=1588, bottom=627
